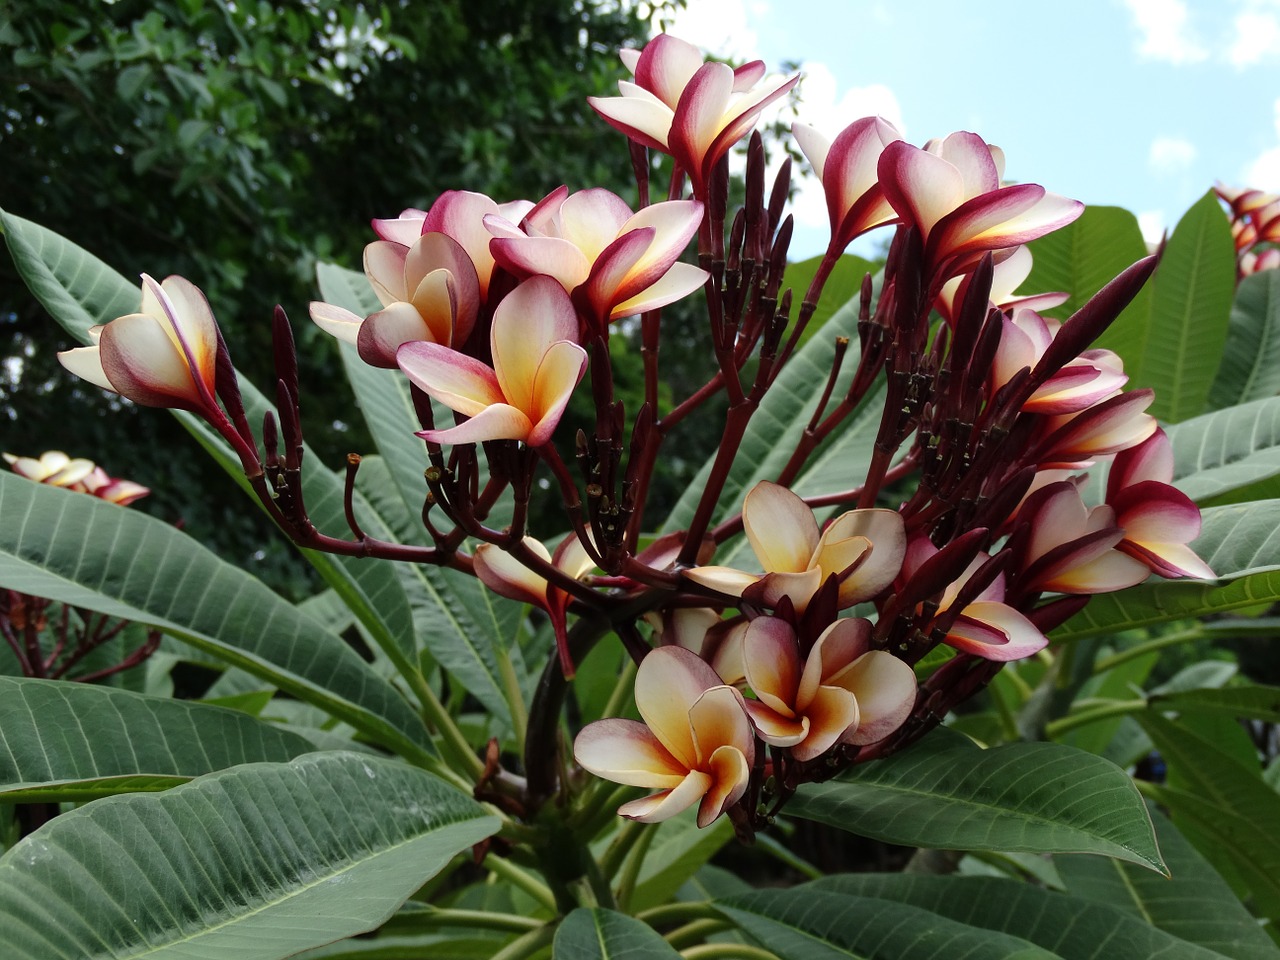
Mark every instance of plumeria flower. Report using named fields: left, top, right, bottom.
left=991, top=308, right=1128, bottom=416
left=791, top=116, right=902, bottom=254
left=935, top=246, right=1069, bottom=325
left=589, top=34, right=799, bottom=199
left=878, top=132, right=1082, bottom=282
left=474, top=533, right=595, bottom=676
left=58, top=274, right=223, bottom=419
left=731, top=616, right=916, bottom=759
left=485, top=186, right=708, bottom=330
left=310, top=231, right=480, bottom=368
left=899, top=537, right=1048, bottom=661
left=1241, top=248, right=1280, bottom=276
left=372, top=191, right=535, bottom=300
left=574, top=645, right=754, bottom=827
left=1033, top=389, right=1157, bottom=468
left=1105, top=429, right=1214, bottom=580
left=684, top=481, right=905, bottom=613
left=5, top=451, right=151, bottom=506
left=1015, top=481, right=1150, bottom=595
left=397, top=275, right=588, bottom=447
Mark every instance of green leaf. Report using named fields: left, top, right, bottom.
left=631, top=813, right=734, bottom=912
left=1076, top=192, right=1235, bottom=422
left=1209, top=271, right=1280, bottom=409
left=813, top=873, right=1240, bottom=960
left=1150, top=683, right=1280, bottom=723
left=1024, top=205, right=1150, bottom=325
left=786, top=727, right=1164, bottom=872
left=1167, top=396, right=1280, bottom=503
left=718, top=887, right=1057, bottom=960
left=782, top=253, right=876, bottom=350
left=0, top=753, right=499, bottom=960
left=1056, top=809, right=1280, bottom=960
left=554, top=908, right=680, bottom=960
left=0, top=472, right=432, bottom=763
left=0, top=210, right=424, bottom=699
left=1140, top=713, right=1280, bottom=922
left=0, top=677, right=315, bottom=801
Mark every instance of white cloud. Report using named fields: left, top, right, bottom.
left=1137, top=210, right=1168, bottom=245
left=661, top=0, right=761, bottom=60
left=1123, top=0, right=1208, bottom=64
left=1243, top=97, right=1280, bottom=188
left=1148, top=136, right=1198, bottom=175
left=1228, top=0, right=1280, bottom=67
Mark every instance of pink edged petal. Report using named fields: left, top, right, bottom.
left=587, top=93, right=673, bottom=151
left=670, top=62, right=735, bottom=176
left=1040, top=548, right=1151, bottom=594
left=363, top=241, right=410, bottom=305
left=309, top=301, right=364, bottom=346
left=701, top=74, right=800, bottom=179
left=933, top=131, right=1001, bottom=196
left=730, top=59, right=767, bottom=91
left=371, top=209, right=427, bottom=245
left=489, top=235, right=592, bottom=291
left=619, top=47, right=641, bottom=75
left=1108, top=428, right=1174, bottom=495
left=792, top=685, right=860, bottom=761
left=698, top=745, right=752, bottom=828
left=155, top=275, right=219, bottom=388
left=1123, top=540, right=1215, bottom=580
left=1113, top=481, right=1202, bottom=543
left=98, top=313, right=204, bottom=408
left=522, top=185, right=570, bottom=233
left=743, top=481, right=820, bottom=573
left=634, top=646, right=721, bottom=770
left=824, top=508, right=906, bottom=604
left=936, top=187, right=1083, bottom=264
left=526, top=339, right=589, bottom=447
left=878, top=140, right=964, bottom=238
left=635, top=34, right=706, bottom=107
left=473, top=539, right=550, bottom=608
left=618, top=770, right=713, bottom=823
left=405, top=232, right=480, bottom=340
left=421, top=190, right=506, bottom=292
left=407, top=269, right=459, bottom=345
left=688, top=684, right=754, bottom=765
left=954, top=602, right=1049, bottom=662
left=683, top=564, right=760, bottom=598
left=583, top=228, right=656, bottom=319
left=830, top=650, right=917, bottom=744
left=825, top=117, right=901, bottom=222
left=623, top=200, right=704, bottom=261
left=742, top=617, right=801, bottom=716
left=710, top=621, right=749, bottom=686
left=1024, top=483, right=1090, bottom=563
left=396, top=341, right=502, bottom=416
left=358, top=302, right=436, bottom=368
left=611, top=263, right=711, bottom=319
left=799, top=617, right=873, bottom=707
left=418, top=403, right=533, bottom=445
left=560, top=188, right=634, bottom=252
left=573, top=718, right=688, bottom=788
left=57, top=345, right=115, bottom=394
left=492, top=276, right=580, bottom=410
left=791, top=121, right=830, bottom=180
left=812, top=534, right=870, bottom=597
left=743, top=700, right=808, bottom=747
left=753, top=568, right=824, bottom=612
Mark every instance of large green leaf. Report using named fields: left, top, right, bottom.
left=782, top=253, right=877, bottom=350
left=1150, top=683, right=1280, bottom=723
left=1168, top=396, right=1280, bottom=503
left=0, top=753, right=499, bottom=960
left=1140, top=713, right=1280, bottom=923
left=813, top=874, right=1239, bottom=960
left=553, top=908, right=680, bottom=960
left=1209, top=270, right=1280, bottom=409
left=631, top=813, right=734, bottom=912
left=0, top=472, right=433, bottom=763
left=718, top=887, right=1057, bottom=960
left=1054, top=499, right=1280, bottom=641
left=1056, top=809, right=1280, bottom=960
left=1024, top=204, right=1151, bottom=325
left=1131, top=191, right=1236, bottom=422
left=0, top=211, right=423, bottom=696
left=0, top=677, right=316, bottom=801
left=317, top=263, right=523, bottom=726
left=786, top=727, right=1163, bottom=872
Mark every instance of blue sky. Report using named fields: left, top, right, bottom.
left=662, top=0, right=1280, bottom=258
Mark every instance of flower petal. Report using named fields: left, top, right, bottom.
left=950, top=602, right=1049, bottom=662
left=792, top=685, right=859, bottom=761
left=574, top=718, right=688, bottom=788
left=396, top=341, right=502, bottom=416
left=473, top=539, right=550, bottom=608
left=634, top=646, right=720, bottom=770
left=418, top=403, right=534, bottom=446
left=309, top=301, right=363, bottom=346
left=698, top=744, right=750, bottom=828
left=742, top=617, right=801, bottom=717
left=743, top=481, right=820, bottom=574
left=835, top=650, right=917, bottom=745
left=618, top=770, right=712, bottom=823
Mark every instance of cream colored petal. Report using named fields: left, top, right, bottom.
left=396, top=341, right=503, bottom=417
left=363, top=241, right=409, bottom=305
left=57, top=344, right=115, bottom=395
left=683, top=565, right=759, bottom=598
left=309, top=301, right=363, bottom=346
left=837, top=650, right=917, bottom=746
left=574, top=718, right=688, bottom=788
left=798, top=617, right=872, bottom=709
left=617, top=770, right=712, bottom=823
left=687, top=684, right=754, bottom=768
left=635, top=646, right=720, bottom=770
left=419, top=403, right=534, bottom=445
left=698, top=744, right=751, bottom=828
left=792, top=685, right=859, bottom=762
left=742, top=617, right=801, bottom=717
left=527, top=339, right=589, bottom=447
left=473, top=539, right=550, bottom=607
left=492, top=276, right=580, bottom=414
left=743, top=481, right=819, bottom=573
left=98, top=313, right=203, bottom=408
left=743, top=699, right=808, bottom=747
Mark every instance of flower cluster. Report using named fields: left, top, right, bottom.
left=1216, top=183, right=1280, bottom=278
left=5, top=450, right=149, bottom=505
left=55, top=33, right=1214, bottom=836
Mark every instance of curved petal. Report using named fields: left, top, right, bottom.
left=743, top=481, right=819, bottom=574
left=824, top=508, right=906, bottom=604
left=372, top=209, right=427, bottom=245
left=753, top=568, right=824, bottom=612
left=358, top=302, right=436, bottom=368
left=698, top=744, right=751, bottom=828
left=742, top=617, right=801, bottom=716
left=491, top=277, right=581, bottom=412
left=1122, top=540, right=1215, bottom=580
left=688, top=685, right=754, bottom=766
left=155, top=275, right=219, bottom=393
left=57, top=344, right=115, bottom=394
left=799, top=617, right=873, bottom=708
left=791, top=121, right=830, bottom=182
left=836, top=650, right=917, bottom=744
left=792, top=685, right=859, bottom=761
left=670, top=62, right=735, bottom=182
left=396, top=341, right=502, bottom=416
left=583, top=227, right=655, bottom=320
left=473, top=539, right=550, bottom=608
left=878, top=140, right=963, bottom=238
left=932, top=131, right=1001, bottom=196
left=617, top=770, right=712, bottom=823
left=405, top=232, right=480, bottom=341
left=309, top=301, right=363, bottom=346
left=587, top=93, right=673, bottom=151
left=683, top=564, right=760, bottom=598
left=634, top=646, right=720, bottom=770
left=527, top=339, right=589, bottom=447
left=574, top=718, right=687, bottom=788
left=363, top=240, right=410, bottom=305
left=1039, top=548, right=1151, bottom=594
left=406, top=269, right=459, bottom=346
left=949, top=602, right=1049, bottom=662
left=489, top=235, right=592, bottom=290
left=610, top=262, right=710, bottom=319
left=743, top=699, right=808, bottom=746
left=98, top=313, right=204, bottom=409
left=559, top=188, right=633, bottom=252
left=634, top=34, right=706, bottom=107
left=421, top=190, right=506, bottom=297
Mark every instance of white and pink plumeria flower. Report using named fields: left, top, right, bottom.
left=485, top=186, right=708, bottom=329
left=397, top=275, right=588, bottom=448
left=684, top=481, right=905, bottom=614
left=4, top=450, right=151, bottom=506
left=1033, top=389, right=1158, bottom=469
left=1105, top=429, right=1215, bottom=580
left=588, top=34, right=799, bottom=199
left=310, top=231, right=481, bottom=368
left=935, top=246, right=1069, bottom=325
left=791, top=116, right=902, bottom=253
left=878, top=131, right=1082, bottom=282
left=574, top=645, right=754, bottom=827
left=729, top=616, right=916, bottom=759
left=991, top=308, right=1129, bottom=416
left=899, top=537, right=1049, bottom=662
left=58, top=273, right=223, bottom=419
